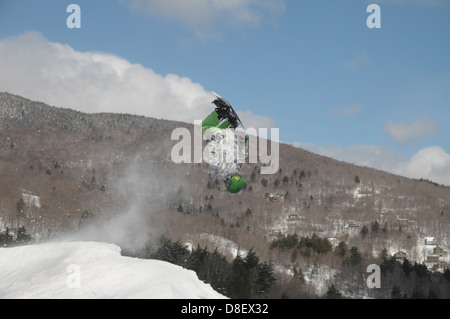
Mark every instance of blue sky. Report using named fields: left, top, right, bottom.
left=0, top=0, right=449, bottom=185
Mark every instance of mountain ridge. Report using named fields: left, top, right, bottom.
left=1, top=92, right=449, bottom=297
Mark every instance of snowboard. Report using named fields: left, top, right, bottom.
left=211, top=91, right=245, bottom=130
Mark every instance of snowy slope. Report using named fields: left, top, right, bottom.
left=0, top=241, right=226, bottom=299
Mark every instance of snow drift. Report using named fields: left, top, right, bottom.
left=0, top=241, right=225, bottom=299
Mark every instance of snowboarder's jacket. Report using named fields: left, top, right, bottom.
left=201, top=111, right=247, bottom=181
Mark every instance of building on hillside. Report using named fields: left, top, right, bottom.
left=424, top=237, right=437, bottom=246
left=433, top=246, right=448, bottom=258
left=394, top=251, right=408, bottom=261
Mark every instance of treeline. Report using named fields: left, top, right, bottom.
left=0, top=226, right=32, bottom=246
left=325, top=249, right=450, bottom=299
left=270, top=233, right=333, bottom=255
left=122, top=236, right=276, bottom=299
left=271, top=234, right=450, bottom=298
left=377, top=249, right=450, bottom=299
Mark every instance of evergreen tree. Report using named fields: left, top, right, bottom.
left=391, top=285, right=402, bottom=299
left=133, top=237, right=276, bottom=299
left=380, top=248, right=389, bottom=261
left=315, top=236, right=332, bottom=254
left=360, top=225, right=369, bottom=238
left=243, top=249, right=259, bottom=296
left=401, top=258, right=413, bottom=276
left=293, top=266, right=305, bottom=283
left=254, top=262, right=276, bottom=296
left=380, top=248, right=395, bottom=273
left=231, top=255, right=250, bottom=299
left=371, top=220, right=380, bottom=233
left=153, top=237, right=190, bottom=267
left=130, top=242, right=154, bottom=259
left=326, top=285, right=342, bottom=299
left=349, top=246, right=361, bottom=266
left=208, top=248, right=234, bottom=296
left=270, top=234, right=298, bottom=250
left=290, top=249, right=298, bottom=263
left=335, top=241, right=348, bottom=257
left=299, top=170, right=306, bottom=180
left=411, top=285, right=424, bottom=299
left=444, top=268, right=450, bottom=282
left=412, top=262, right=429, bottom=278
left=244, top=249, right=260, bottom=270
left=427, top=290, right=438, bottom=299
left=16, top=226, right=32, bottom=243
left=0, top=228, right=14, bottom=245
left=230, top=250, right=276, bottom=298
left=284, top=234, right=299, bottom=250
left=302, top=247, right=311, bottom=258
left=186, top=244, right=207, bottom=274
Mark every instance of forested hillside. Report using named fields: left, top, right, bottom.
left=1, top=92, right=449, bottom=298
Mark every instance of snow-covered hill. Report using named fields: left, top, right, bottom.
left=0, top=241, right=225, bottom=299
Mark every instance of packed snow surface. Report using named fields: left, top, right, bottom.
left=0, top=241, right=225, bottom=299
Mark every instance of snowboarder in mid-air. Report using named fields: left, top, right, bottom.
left=201, top=92, right=248, bottom=194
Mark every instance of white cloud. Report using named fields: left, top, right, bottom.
left=120, top=0, right=286, bottom=39
left=293, top=142, right=407, bottom=174
left=293, top=142, right=450, bottom=186
left=403, top=146, right=450, bottom=185
left=383, top=116, right=438, bottom=145
left=238, top=110, right=276, bottom=132
left=0, top=32, right=271, bottom=128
